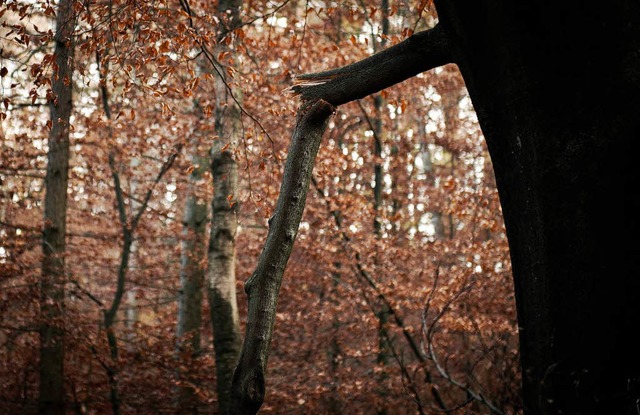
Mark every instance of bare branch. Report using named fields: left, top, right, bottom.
left=310, top=177, right=449, bottom=410
left=69, top=279, right=104, bottom=307
left=108, top=153, right=128, bottom=230
left=178, top=0, right=276, bottom=146
left=130, top=148, right=181, bottom=231
left=422, top=274, right=506, bottom=415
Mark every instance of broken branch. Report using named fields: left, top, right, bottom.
left=230, top=100, right=335, bottom=415
left=290, top=24, right=452, bottom=106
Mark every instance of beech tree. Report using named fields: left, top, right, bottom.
left=232, top=1, right=640, bottom=414
left=39, top=1, right=75, bottom=413
left=207, top=1, right=243, bottom=412
left=175, top=103, right=208, bottom=413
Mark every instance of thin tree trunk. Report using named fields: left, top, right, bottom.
left=124, top=169, right=140, bottom=349
left=372, top=4, right=391, bottom=411
left=176, top=146, right=208, bottom=413
left=326, top=264, right=343, bottom=414
left=96, top=46, right=126, bottom=415
left=208, top=2, right=243, bottom=413
left=290, top=19, right=466, bottom=414
left=230, top=100, right=335, bottom=415
left=419, top=140, right=446, bottom=238
left=39, top=1, right=75, bottom=413
left=371, top=0, right=388, bottom=234
left=209, top=82, right=242, bottom=413
left=102, top=179, right=133, bottom=415
left=372, top=61, right=392, bottom=415
left=440, top=89, right=460, bottom=240
left=102, top=149, right=179, bottom=414
left=124, top=287, right=138, bottom=346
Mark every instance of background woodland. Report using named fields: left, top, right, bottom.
left=0, top=0, right=521, bottom=413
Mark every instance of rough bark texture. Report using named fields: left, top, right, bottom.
left=292, top=3, right=640, bottom=412
left=433, top=1, right=640, bottom=413
left=230, top=100, right=335, bottom=415
left=208, top=1, right=243, bottom=410
left=39, top=1, right=74, bottom=413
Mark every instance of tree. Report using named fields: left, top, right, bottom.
left=207, top=0, right=244, bottom=412
left=234, top=0, right=640, bottom=414
left=175, top=104, right=209, bottom=413
left=39, top=1, right=75, bottom=413
left=230, top=99, right=335, bottom=415
left=434, top=2, right=640, bottom=413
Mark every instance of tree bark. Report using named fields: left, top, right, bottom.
left=292, top=3, right=640, bottom=412
left=208, top=2, right=243, bottom=412
left=39, top=1, right=75, bottom=413
left=230, top=100, right=335, bottom=415
left=433, top=1, right=640, bottom=413
left=371, top=5, right=391, bottom=412
left=208, top=125, right=241, bottom=414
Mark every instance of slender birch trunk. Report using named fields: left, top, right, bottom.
left=176, top=144, right=208, bottom=413
left=208, top=2, right=243, bottom=412
left=209, top=78, right=242, bottom=415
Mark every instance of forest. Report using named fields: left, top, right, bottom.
left=2, top=0, right=638, bottom=414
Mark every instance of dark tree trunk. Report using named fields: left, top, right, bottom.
left=290, top=1, right=640, bottom=413
left=371, top=4, right=391, bottom=412
left=434, top=1, right=640, bottom=413
left=39, top=1, right=75, bottom=413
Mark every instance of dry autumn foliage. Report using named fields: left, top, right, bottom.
left=1, top=1, right=520, bottom=414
